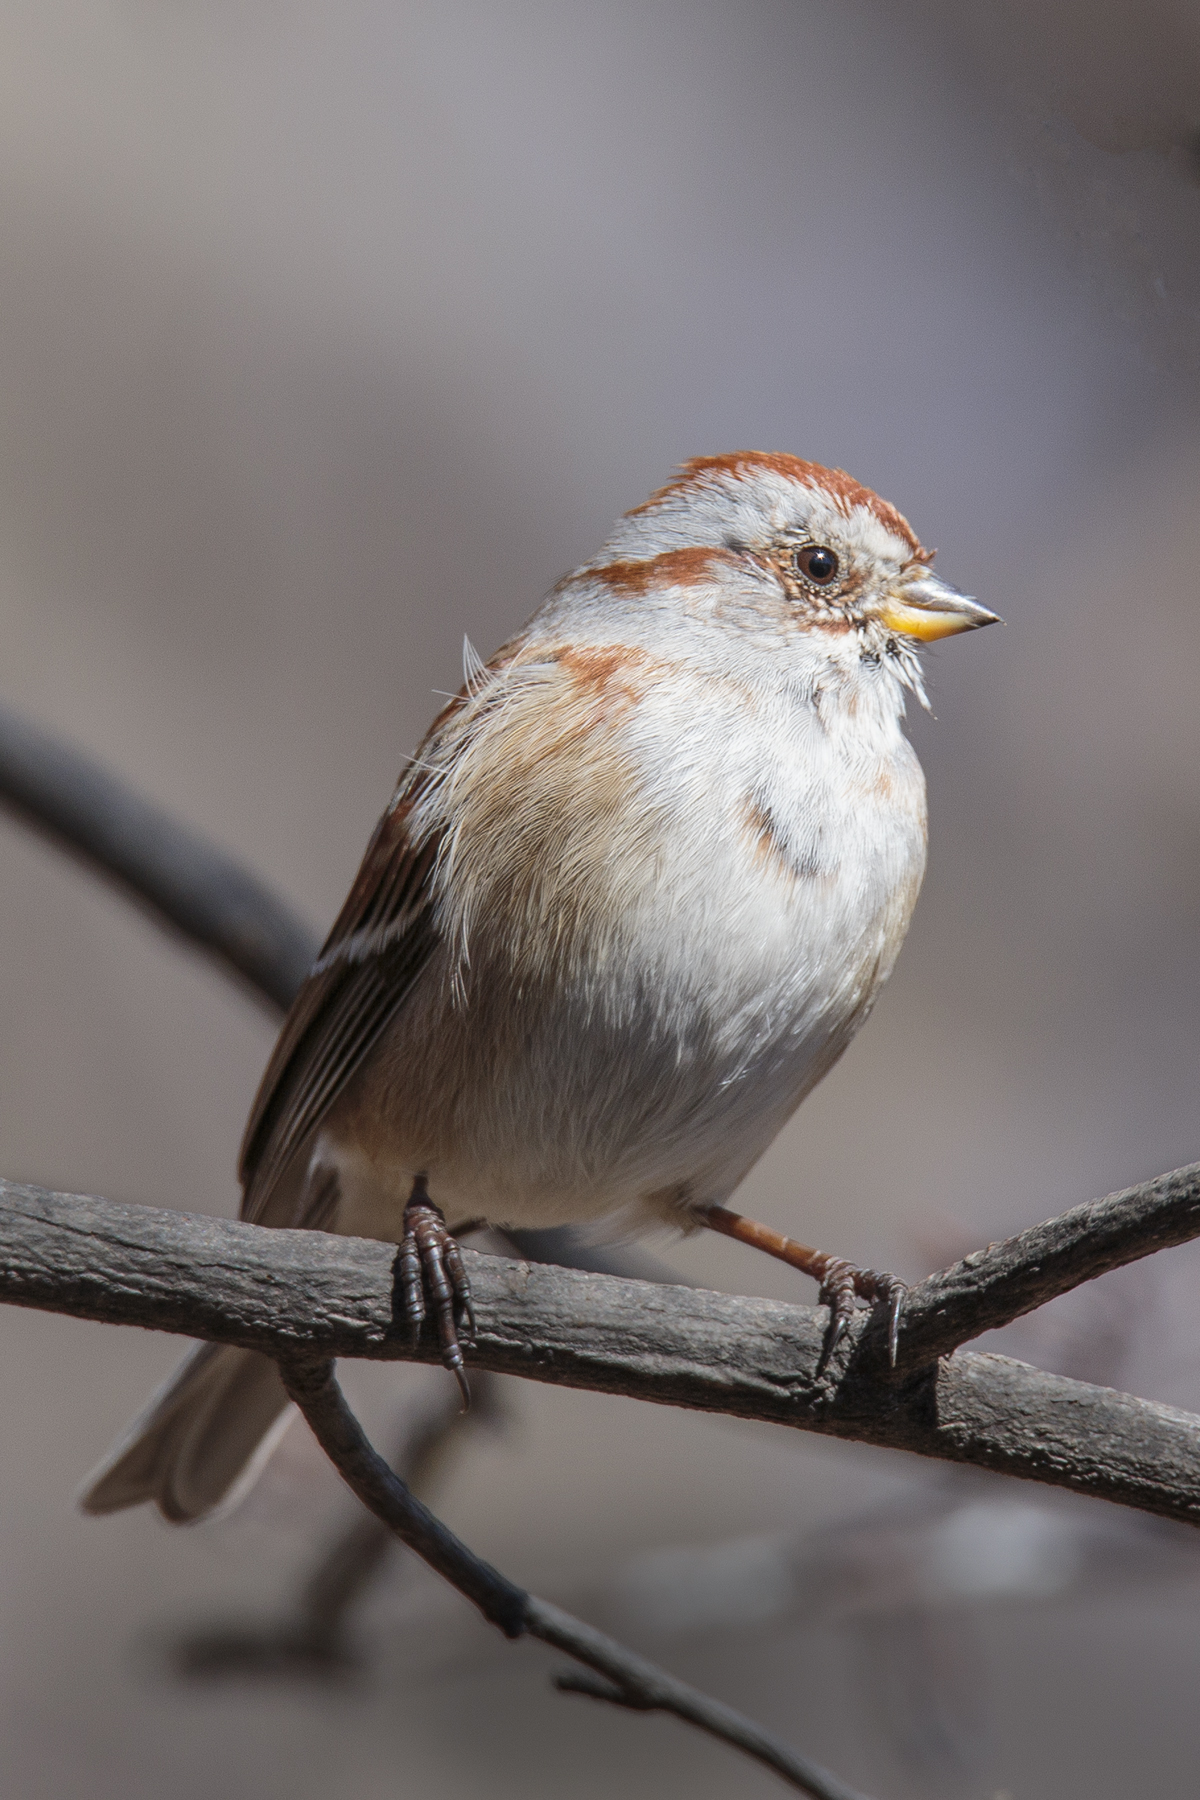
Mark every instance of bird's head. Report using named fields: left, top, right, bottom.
left=600, top=453, right=999, bottom=657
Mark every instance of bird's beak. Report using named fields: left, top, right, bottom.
left=878, top=569, right=1001, bottom=642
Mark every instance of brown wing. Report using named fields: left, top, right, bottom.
left=238, top=786, right=441, bottom=1226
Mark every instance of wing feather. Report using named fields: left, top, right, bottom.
left=238, top=788, right=442, bottom=1225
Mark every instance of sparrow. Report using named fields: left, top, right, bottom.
left=82, top=452, right=997, bottom=1523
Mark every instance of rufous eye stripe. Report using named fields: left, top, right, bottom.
left=589, top=546, right=739, bottom=596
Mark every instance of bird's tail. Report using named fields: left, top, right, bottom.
left=78, top=1341, right=293, bottom=1523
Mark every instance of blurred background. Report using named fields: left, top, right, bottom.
left=0, top=1, right=1198, bottom=1794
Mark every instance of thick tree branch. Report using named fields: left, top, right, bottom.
left=279, top=1354, right=869, bottom=1800
left=6, top=1178, right=1200, bottom=1527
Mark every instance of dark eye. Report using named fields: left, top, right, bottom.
left=795, top=545, right=840, bottom=586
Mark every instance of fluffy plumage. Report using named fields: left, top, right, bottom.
left=81, top=452, right=996, bottom=1521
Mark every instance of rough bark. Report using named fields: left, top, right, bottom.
left=5, top=1177, right=1200, bottom=1527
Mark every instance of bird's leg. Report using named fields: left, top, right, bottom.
left=701, top=1204, right=905, bottom=1371
left=400, top=1176, right=476, bottom=1407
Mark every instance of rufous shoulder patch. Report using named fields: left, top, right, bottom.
left=554, top=642, right=650, bottom=692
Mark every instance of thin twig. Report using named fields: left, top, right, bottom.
left=174, top=1373, right=505, bottom=1676
left=298, top=1373, right=505, bottom=1641
left=10, top=1180, right=1200, bottom=1525
left=891, top=1161, right=1200, bottom=1370
left=0, top=703, right=318, bottom=1012
left=279, top=1353, right=872, bottom=1800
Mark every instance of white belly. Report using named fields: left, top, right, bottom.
left=324, top=661, right=927, bottom=1238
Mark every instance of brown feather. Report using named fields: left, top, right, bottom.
left=237, top=790, right=442, bottom=1223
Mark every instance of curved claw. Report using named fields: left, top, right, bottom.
left=883, top=1278, right=906, bottom=1366
left=856, top=1267, right=906, bottom=1364
left=816, top=1312, right=846, bottom=1375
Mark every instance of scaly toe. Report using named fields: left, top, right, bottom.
left=400, top=1192, right=475, bottom=1408
left=442, top=1235, right=477, bottom=1345
left=817, top=1258, right=857, bottom=1373
left=398, top=1229, right=426, bottom=1344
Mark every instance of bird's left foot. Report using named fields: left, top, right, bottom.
left=701, top=1205, right=906, bottom=1371
left=814, top=1259, right=906, bottom=1371
left=399, top=1179, right=476, bottom=1407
